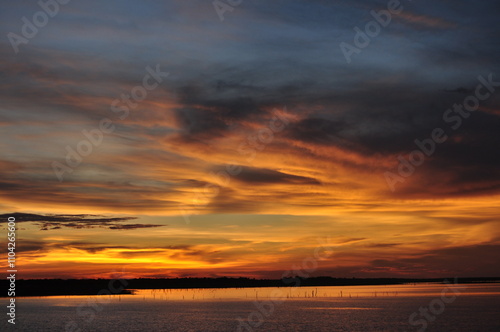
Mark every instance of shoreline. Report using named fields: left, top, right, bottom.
left=1, top=277, right=499, bottom=298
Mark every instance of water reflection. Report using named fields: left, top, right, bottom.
left=128, top=283, right=500, bottom=301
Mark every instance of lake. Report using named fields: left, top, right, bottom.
left=2, top=283, right=499, bottom=331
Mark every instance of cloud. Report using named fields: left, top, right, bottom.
left=396, top=12, right=457, bottom=30
left=0, top=240, right=46, bottom=255
left=0, top=212, right=165, bottom=230
left=367, top=243, right=500, bottom=277
left=232, top=166, right=320, bottom=185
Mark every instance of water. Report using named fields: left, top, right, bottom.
left=2, top=283, right=499, bottom=331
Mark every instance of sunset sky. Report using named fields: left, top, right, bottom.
left=1, top=0, right=499, bottom=279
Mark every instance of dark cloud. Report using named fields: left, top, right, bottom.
left=108, top=224, right=163, bottom=230
left=0, top=213, right=165, bottom=230
left=0, top=240, right=46, bottom=255
left=367, top=243, right=500, bottom=277
left=306, top=242, right=500, bottom=278
left=443, top=87, right=474, bottom=94
left=233, top=166, right=320, bottom=185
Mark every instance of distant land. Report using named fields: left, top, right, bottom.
left=1, top=277, right=499, bottom=297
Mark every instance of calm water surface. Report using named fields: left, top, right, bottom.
left=2, top=283, right=499, bottom=331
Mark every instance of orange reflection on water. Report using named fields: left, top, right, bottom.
left=129, top=283, right=500, bottom=301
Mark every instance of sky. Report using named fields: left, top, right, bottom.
left=0, top=0, right=499, bottom=279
